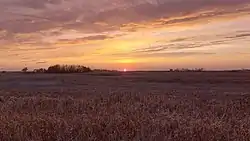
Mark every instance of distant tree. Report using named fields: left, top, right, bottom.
left=22, top=67, right=28, bottom=73
left=171, top=68, right=205, bottom=72
left=195, top=68, right=204, bottom=72
left=47, top=65, right=61, bottom=73
left=33, top=68, right=47, bottom=73
left=93, top=69, right=118, bottom=72
left=174, top=68, right=180, bottom=72
left=46, top=64, right=91, bottom=73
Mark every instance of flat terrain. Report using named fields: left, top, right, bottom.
left=0, top=72, right=250, bottom=141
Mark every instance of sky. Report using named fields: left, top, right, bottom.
left=0, top=0, right=250, bottom=71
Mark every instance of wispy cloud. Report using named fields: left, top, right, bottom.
left=1, top=0, right=249, bottom=33
left=226, top=33, right=250, bottom=39
left=1, top=0, right=250, bottom=70
left=56, top=35, right=115, bottom=45
left=36, top=61, right=47, bottom=64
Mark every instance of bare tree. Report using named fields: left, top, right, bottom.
left=22, top=67, right=28, bottom=73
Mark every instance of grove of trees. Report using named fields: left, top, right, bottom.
left=46, top=65, right=91, bottom=73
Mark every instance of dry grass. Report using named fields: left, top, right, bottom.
left=0, top=72, right=250, bottom=141
left=0, top=90, right=250, bottom=141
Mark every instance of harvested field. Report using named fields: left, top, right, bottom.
left=0, top=72, right=250, bottom=141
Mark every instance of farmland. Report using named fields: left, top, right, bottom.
left=0, top=72, right=250, bottom=141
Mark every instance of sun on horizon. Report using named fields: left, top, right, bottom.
left=0, top=0, right=250, bottom=70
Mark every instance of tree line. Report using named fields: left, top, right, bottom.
left=22, top=65, right=92, bottom=73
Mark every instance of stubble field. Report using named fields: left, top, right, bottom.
left=0, top=71, right=250, bottom=141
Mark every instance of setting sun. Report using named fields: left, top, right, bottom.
left=1, top=0, right=250, bottom=140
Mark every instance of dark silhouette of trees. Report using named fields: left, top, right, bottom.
left=33, top=68, right=47, bottom=73
left=169, top=68, right=204, bottom=72
left=22, top=67, right=28, bottom=72
left=93, top=69, right=118, bottom=72
left=46, top=64, right=91, bottom=73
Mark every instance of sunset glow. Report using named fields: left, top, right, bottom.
left=1, top=0, right=250, bottom=70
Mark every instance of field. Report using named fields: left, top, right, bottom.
left=0, top=72, right=250, bottom=141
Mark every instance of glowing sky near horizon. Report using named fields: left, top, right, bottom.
left=0, top=0, right=250, bottom=70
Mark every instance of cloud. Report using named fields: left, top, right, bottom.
left=1, top=0, right=250, bottom=34
left=16, top=46, right=59, bottom=51
left=56, top=34, right=115, bottom=45
left=1, top=0, right=250, bottom=70
left=60, top=35, right=113, bottom=41
left=111, top=51, right=216, bottom=59
left=36, top=61, right=47, bottom=64
left=170, top=37, right=192, bottom=43
left=89, top=0, right=250, bottom=25
left=226, top=33, right=250, bottom=39
left=130, top=29, right=250, bottom=54
left=2, top=0, right=63, bottom=9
